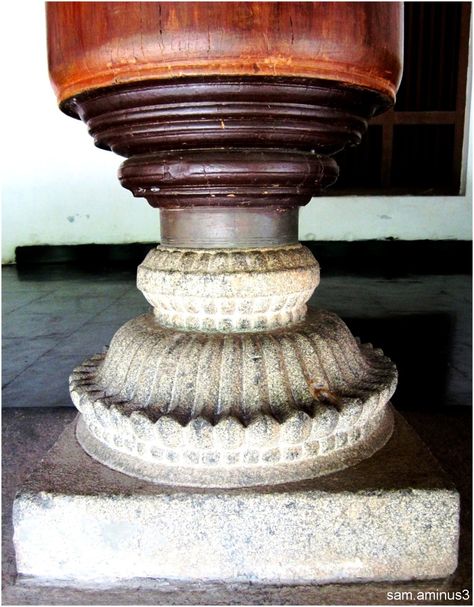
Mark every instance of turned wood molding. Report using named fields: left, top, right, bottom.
left=61, top=76, right=392, bottom=208
left=47, top=3, right=403, bottom=209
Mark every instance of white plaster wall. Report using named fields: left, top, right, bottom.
left=1, top=2, right=472, bottom=264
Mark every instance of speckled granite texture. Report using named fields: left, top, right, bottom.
left=67, top=244, right=398, bottom=486
left=12, top=411, right=459, bottom=587
left=70, top=310, right=397, bottom=487
left=137, top=244, right=319, bottom=332
left=3, top=407, right=471, bottom=605
left=2, top=266, right=471, bottom=604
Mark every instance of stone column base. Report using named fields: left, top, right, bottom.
left=13, top=411, right=459, bottom=587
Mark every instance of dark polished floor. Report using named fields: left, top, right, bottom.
left=2, top=259, right=472, bottom=604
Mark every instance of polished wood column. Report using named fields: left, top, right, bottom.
left=48, top=2, right=402, bottom=103
left=47, top=3, right=402, bottom=230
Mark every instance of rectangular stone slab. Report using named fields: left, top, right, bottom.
left=13, top=412, right=459, bottom=586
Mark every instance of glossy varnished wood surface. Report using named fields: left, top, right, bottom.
left=63, top=76, right=389, bottom=208
left=47, top=2, right=403, bottom=105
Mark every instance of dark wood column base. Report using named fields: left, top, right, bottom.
left=63, top=76, right=392, bottom=209
left=119, top=150, right=338, bottom=208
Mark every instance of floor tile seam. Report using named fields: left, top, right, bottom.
left=6, top=287, right=132, bottom=306
left=74, top=287, right=147, bottom=323
left=1, top=289, right=132, bottom=391
left=1, top=289, right=60, bottom=317
left=446, top=364, right=472, bottom=380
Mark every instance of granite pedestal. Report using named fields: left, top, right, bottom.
left=13, top=411, right=459, bottom=587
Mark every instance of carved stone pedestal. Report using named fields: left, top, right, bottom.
left=70, top=241, right=396, bottom=487
left=13, top=413, right=459, bottom=586
left=12, top=1, right=460, bottom=587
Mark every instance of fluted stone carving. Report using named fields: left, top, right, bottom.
left=137, top=244, right=319, bottom=332
left=71, top=245, right=397, bottom=487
